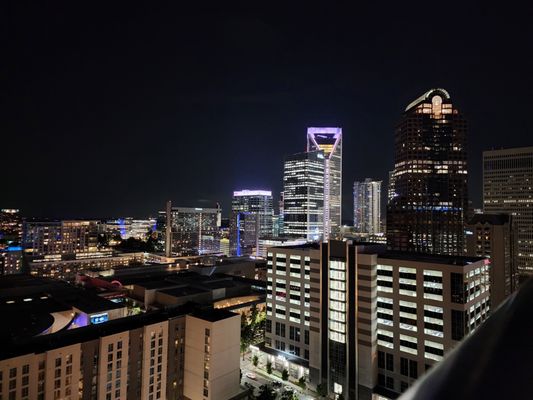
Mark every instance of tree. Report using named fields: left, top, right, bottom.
left=250, top=303, right=259, bottom=326
left=280, top=390, right=299, bottom=400
left=256, top=384, right=276, bottom=400
left=240, top=339, right=248, bottom=361
left=316, top=383, right=328, bottom=398
left=281, top=368, right=289, bottom=381
left=266, top=361, right=272, bottom=374
left=252, top=354, right=259, bottom=368
left=241, top=312, right=248, bottom=328
left=298, top=376, right=306, bottom=390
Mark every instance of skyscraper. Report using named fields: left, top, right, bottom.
left=230, top=190, right=273, bottom=256
left=353, top=179, right=382, bottom=234
left=483, top=147, right=533, bottom=277
left=387, top=170, right=397, bottom=204
left=160, top=206, right=221, bottom=256
left=23, top=220, right=99, bottom=257
left=283, top=151, right=324, bottom=241
left=307, top=127, right=342, bottom=240
left=0, top=209, right=22, bottom=246
left=466, top=213, right=517, bottom=307
left=386, top=88, right=468, bottom=255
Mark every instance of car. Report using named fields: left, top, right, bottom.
left=245, top=372, right=257, bottom=380
left=284, top=386, right=293, bottom=392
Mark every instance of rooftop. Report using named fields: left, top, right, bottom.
left=468, top=213, right=510, bottom=226
left=0, top=275, right=125, bottom=342
left=190, top=308, right=238, bottom=323
left=159, top=286, right=209, bottom=298
left=269, top=242, right=321, bottom=251
left=376, top=251, right=486, bottom=266
left=0, top=303, right=196, bottom=361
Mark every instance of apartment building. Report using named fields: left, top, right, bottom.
left=264, top=244, right=313, bottom=378
left=263, top=240, right=490, bottom=399
left=373, top=251, right=490, bottom=398
left=0, top=297, right=241, bottom=400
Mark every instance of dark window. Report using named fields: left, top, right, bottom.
left=400, top=358, right=408, bottom=376
left=399, top=272, right=416, bottom=280
left=266, top=320, right=272, bottom=333
left=400, top=339, right=417, bottom=350
left=386, top=377, right=394, bottom=390
left=386, top=353, right=394, bottom=372
left=451, top=310, right=466, bottom=340
left=378, top=373, right=385, bottom=386
left=377, top=301, right=394, bottom=310
left=378, top=312, right=393, bottom=321
left=409, top=360, right=418, bottom=378
left=424, top=286, right=443, bottom=296
left=401, top=381, right=409, bottom=392
left=378, top=334, right=394, bottom=343
left=304, top=330, right=309, bottom=345
left=451, top=273, right=465, bottom=303
left=400, top=283, right=417, bottom=291
left=425, top=345, right=444, bottom=357
left=378, top=280, right=393, bottom=288
left=378, top=351, right=385, bottom=368
left=424, top=322, right=444, bottom=332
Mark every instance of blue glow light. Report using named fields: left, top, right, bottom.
left=90, top=313, right=109, bottom=325
left=7, top=246, right=22, bottom=252
left=117, top=218, right=127, bottom=238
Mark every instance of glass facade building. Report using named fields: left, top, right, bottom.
left=230, top=190, right=273, bottom=256
left=353, top=179, right=382, bottom=234
left=165, top=206, right=221, bottom=256
left=283, top=151, right=324, bottom=241
left=307, top=127, right=343, bottom=240
left=386, top=88, right=468, bottom=255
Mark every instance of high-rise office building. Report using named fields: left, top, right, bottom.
left=23, top=220, right=99, bottom=257
left=307, top=127, right=342, bottom=240
left=466, top=213, right=517, bottom=307
left=283, top=151, right=324, bottom=241
left=104, top=218, right=157, bottom=241
left=387, top=88, right=468, bottom=256
left=162, top=206, right=221, bottom=256
left=387, top=170, right=397, bottom=204
left=0, top=209, right=22, bottom=246
left=483, top=147, right=533, bottom=277
left=230, top=190, right=273, bottom=256
left=353, top=179, right=382, bottom=234
left=262, top=240, right=489, bottom=399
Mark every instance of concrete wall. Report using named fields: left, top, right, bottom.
left=184, top=313, right=240, bottom=400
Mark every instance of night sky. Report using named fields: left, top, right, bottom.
left=6, top=2, right=533, bottom=220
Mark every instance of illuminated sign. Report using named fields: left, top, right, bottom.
left=465, top=230, right=474, bottom=235
left=233, top=190, right=272, bottom=197
left=90, top=313, right=109, bottom=325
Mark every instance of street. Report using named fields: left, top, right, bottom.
left=240, top=353, right=317, bottom=400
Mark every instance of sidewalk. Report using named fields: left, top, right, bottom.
left=241, top=353, right=318, bottom=399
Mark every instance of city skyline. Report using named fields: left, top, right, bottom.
left=6, top=3, right=533, bottom=219
left=5, top=4, right=533, bottom=400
